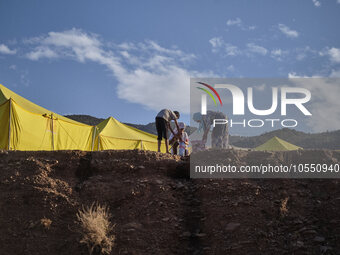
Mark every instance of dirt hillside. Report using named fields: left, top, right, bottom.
left=0, top=149, right=339, bottom=255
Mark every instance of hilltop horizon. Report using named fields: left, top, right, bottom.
left=66, top=114, right=340, bottom=150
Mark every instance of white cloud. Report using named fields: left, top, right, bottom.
left=209, top=37, right=223, bottom=53
left=209, top=37, right=240, bottom=56
left=271, top=49, right=282, bottom=56
left=226, top=18, right=242, bottom=26
left=226, top=65, right=235, bottom=72
left=270, top=49, right=288, bottom=61
left=0, top=44, right=16, bottom=54
left=210, top=39, right=270, bottom=57
left=288, top=72, right=300, bottom=78
left=26, top=47, right=58, bottom=60
left=278, top=24, right=299, bottom=38
left=119, top=50, right=140, bottom=65
left=337, top=0, right=340, bottom=4
left=225, top=43, right=241, bottom=56
left=20, top=70, right=30, bottom=87
left=330, top=70, right=340, bottom=77
left=226, top=18, right=256, bottom=31
left=330, top=69, right=340, bottom=77
left=327, top=47, right=340, bottom=63
left=288, top=72, right=322, bottom=78
left=312, top=0, right=321, bottom=7
left=117, top=42, right=137, bottom=51
left=142, top=40, right=184, bottom=57
left=246, top=43, right=268, bottom=55
left=25, top=29, right=207, bottom=113
left=289, top=78, right=340, bottom=132
left=254, top=84, right=266, bottom=91
left=295, top=46, right=315, bottom=61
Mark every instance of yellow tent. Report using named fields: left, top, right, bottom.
left=94, top=117, right=165, bottom=152
left=0, top=84, right=95, bottom=151
left=254, top=136, right=302, bottom=151
left=0, top=84, right=163, bottom=152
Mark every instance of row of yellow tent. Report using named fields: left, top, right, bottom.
left=0, top=84, right=165, bottom=152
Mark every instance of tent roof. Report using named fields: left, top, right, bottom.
left=254, top=136, right=302, bottom=151
left=97, top=117, right=158, bottom=142
left=0, top=84, right=88, bottom=125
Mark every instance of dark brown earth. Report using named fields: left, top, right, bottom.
left=0, top=149, right=339, bottom=255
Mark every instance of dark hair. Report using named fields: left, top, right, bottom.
left=174, top=111, right=180, bottom=118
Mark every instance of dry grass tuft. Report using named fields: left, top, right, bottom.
left=77, top=202, right=115, bottom=255
left=280, top=197, right=289, bottom=217
left=40, top=218, right=52, bottom=230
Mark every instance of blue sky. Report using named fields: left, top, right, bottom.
left=0, top=0, right=340, bottom=132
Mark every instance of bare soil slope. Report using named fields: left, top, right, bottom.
left=0, top=150, right=339, bottom=255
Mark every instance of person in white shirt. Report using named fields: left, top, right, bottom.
left=169, top=122, right=189, bottom=156
left=155, top=109, right=180, bottom=153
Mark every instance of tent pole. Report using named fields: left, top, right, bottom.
left=91, top=126, right=96, bottom=151
left=51, top=114, right=54, bottom=151
left=140, top=140, right=143, bottom=150
left=8, top=99, right=12, bottom=150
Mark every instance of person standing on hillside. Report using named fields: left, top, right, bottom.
left=193, top=111, right=229, bottom=149
left=155, top=109, right=180, bottom=153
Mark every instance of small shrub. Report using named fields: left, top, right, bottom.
left=280, top=197, right=289, bottom=217
left=40, top=218, right=52, bottom=230
left=77, top=202, right=115, bottom=255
